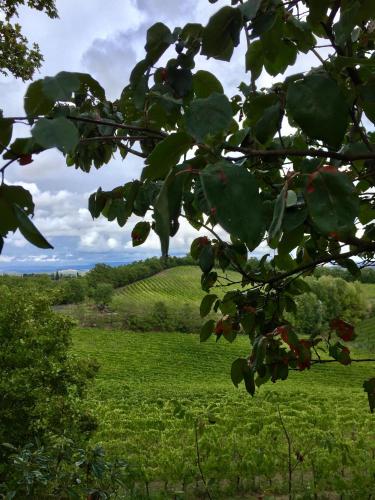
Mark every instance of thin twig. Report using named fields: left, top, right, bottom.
left=277, top=405, right=293, bottom=500
left=194, top=421, right=212, bottom=500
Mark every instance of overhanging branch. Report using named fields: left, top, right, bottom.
left=223, top=145, right=375, bottom=162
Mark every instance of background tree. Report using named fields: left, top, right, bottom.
left=0, top=0, right=58, bottom=80
left=92, top=282, right=114, bottom=311
left=0, top=0, right=374, bottom=407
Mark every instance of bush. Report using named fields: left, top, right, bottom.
left=0, top=285, right=99, bottom=496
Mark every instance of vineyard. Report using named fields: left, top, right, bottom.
left=72, top=328, right=375, bottom=498
left=112, top=266, right=240, bottom=310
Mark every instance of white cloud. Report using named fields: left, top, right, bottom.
left=0, top=256, right=15, bottom=262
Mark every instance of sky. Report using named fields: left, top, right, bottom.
left=0, top=0, right=322, bottom=273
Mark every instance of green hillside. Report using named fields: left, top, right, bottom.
left=112, top=265, right=240, bottom=310
left=72, top=328, right=375, bottom=498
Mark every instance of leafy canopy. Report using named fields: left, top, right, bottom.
left=0, top=0, right=375, bottom=408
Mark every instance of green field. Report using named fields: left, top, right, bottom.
left=72, top=328, right=375, bottom=498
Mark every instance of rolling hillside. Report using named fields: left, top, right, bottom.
left=112, top=265, right=240, bottom=310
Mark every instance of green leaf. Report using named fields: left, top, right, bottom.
left=131, top=221, right=151, bottom=247
left=286, top=73, right=349, bottom=148
left=3, top=137, right=42, bottom=159
left=199, top=244, right=214, bottom=273
left=88, top=188, right=106, bottom=219
left=340, top=258, right=361, bottom=279
left=245, top=40, right=263, bottom=80
left=359, top=79, right=375, bottom=124
left=13, top=204, right=53, bottom=249
left=200, top=294, right=218, bottom=318
left=193, top=70, right=224, bottom=98
left=306, top=0, right=330, bottom=27
left=154, top=167, right=185, bottom=256
left=0, top=184, right=34, bottom=236
left=0, top=117, right=13, bottom=153
left=43, top=71, right=80, bottom=101
left=239, top=0, right=262, bottom=20
left=24, top=80, right=54, bottom=119
left=201, top=6, right=243, bottom=62
left=31, top=117, right=79, bottom=154
left=254, top=102, right=281, bottom=144
left=333, top=1, right=360, bottom=47
left=130, top=59, right=149, bottom=88
left=244, top=369, right=255, bottom=396
left=363, top=378, right=375, bottom=413
left=201, top=161, right=265, bottom=250
left=77, top=73, right=106, bottom=100
left=200, top=319, right=215, bottom=342
left=167, top=67, right=193, bottom=98
left=268, top=185, right=287, bottom=248
left=145, top=22, right=173, bottom=65
left=306, top=167, right=359, bottom=235
left=231, top=358, right=248, bottom=387
left=185, top=93, right=232, bottom=143
left=143, top=132, right=192, bottom=180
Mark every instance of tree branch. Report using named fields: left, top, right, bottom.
left=266, top=243, right=375, bottom=286
left=223, top=145, right=375, bottom=162
left=311, top=358, right=375, bottom=365
left=9, top=115, right=167, bottom=139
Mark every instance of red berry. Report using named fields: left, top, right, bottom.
left=18, top=154, right=33, bottom=166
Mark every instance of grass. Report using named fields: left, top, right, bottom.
left=362, top=283, right=375, bottom=304
left=72, top=328, right=375, bottom=498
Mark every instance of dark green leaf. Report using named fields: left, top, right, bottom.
left=145, top=23, right=173, bottom=65
left=167, top=67, right=193, bottom=98
left=24, top=80, right=54, bottom=119
left=201, top=161, right=265, bottom=250
left=200, top=319, right=215, bottom=342
left=0, top=117, right=13, bottom=153
left=286, top=73, right=349, bottom=148
left=185, top=93, right=232, bottom=143
left=363, top=378, right=375, bottom=413
left=306, top=168, right=359, bottom=235
left=245, top=40, right=263, bottom=80
left=268, top=185, right=287, bottom=248
left=239, top=0, right=262, bottom=20
left=88, top=189, right=106, bottom=219
left=13, top=204, right=53, bottom=249
left=77, top=73, right=106, bottom=100
left=254, top=102, right=281, bottom=144
left=31, top=117, right=79, bottom=154
left=131, top=221, right=151, bottom=247
left=201, top=7, right=243, bottom=62
left=200, top=294, right=218, bottom=318
left=143, top=132, right=192, bottom=180
left=193, top=70, right=224, bottom=98
left=43, top=71, right=80, bottom=101
left=199, top=244, right=214, bottom=273
left=244, top=369, right=255, bottom=396
left=231, top=358, right=248, bottom=387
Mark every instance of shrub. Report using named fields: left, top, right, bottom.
left=0, top=285, right=99, bottom=495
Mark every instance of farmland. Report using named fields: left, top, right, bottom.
left=72, top=328, right=375, bottom=498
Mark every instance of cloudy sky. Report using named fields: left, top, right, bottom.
left=0, top=0, right=320, bottom=272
